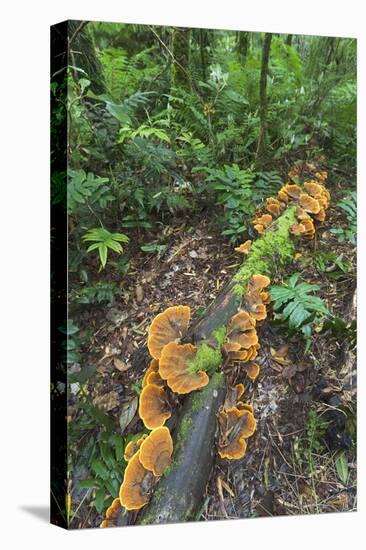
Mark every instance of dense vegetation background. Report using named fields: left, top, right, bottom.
left=51, top=23, right=356, bottom=527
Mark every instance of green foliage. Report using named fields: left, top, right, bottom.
left=312, top=251, right=349, bottom=275
left=294, top=409, right=329, bottom=476
left=68, top=170, right=114, bottom=214
left=335, top=451, right=349, bottom=484
left=140, top=243, right=167, bottom=256
left=62, top=26, right=357, bottom=523
left=251, top=170, right=283, bottom=203
left=59, top=319, right=81, bottom=364
left=74, top=281, right=122, bottom=306
left=270, top=272, right=329, bottom=350
left=98, top=47, right=128, bottom=102
left=118, top=122, right=170, bottom=144
left=330, top=192, right=357, bottom=245
left=82, top=228, right=129, bottom=269
left=69, top=400, right=138, bottom=514
left=199, top=164, right=256, bottom=241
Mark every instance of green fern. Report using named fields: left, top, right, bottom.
left=330, top=192, right=356, bottom=244
left=118, top=123, right=170, bottom=144
left=270, top=273, right=329, bottom=349
left=99, top=47, right=128, bottom=102
left=67, top=170, right=111, bottom=214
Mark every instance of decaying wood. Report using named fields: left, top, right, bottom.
left=137, top=209, right=297, bottom=525
left=141, top=373, right=226, bottom=524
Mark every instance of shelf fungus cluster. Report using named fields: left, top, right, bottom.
left=217, top=273, right=270, bottom=460
left=217, top=386, right=257, bottom=460
left=250, top=164, right=330, bottom=240
left=119, top=427, right=174, bottom=511
left=115, top=305, right=215, bottom=517
left=100, top=497, right=123, bottom=528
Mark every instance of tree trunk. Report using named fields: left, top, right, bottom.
left=172, top=27, right=191, bottom=89
left=68, top=20, right=106, bottom=94
left=199, top=29, right=209, bottom=81
left=237, top=31, right=250, bottom=64
left=285, top=34, right=293, bottom=47
left=256, top=32, right=272, bottom=169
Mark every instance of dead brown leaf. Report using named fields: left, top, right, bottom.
left=136, top=285, right=144, bottom=302
left=119, top=397, right=138, bottom=433
left=93, top=390, right=119, bottom=411
left=113, top=357, right=130, bottom=372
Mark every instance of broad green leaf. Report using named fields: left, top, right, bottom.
left=99, top=244, right=108, bottom=268
left=105, top=240, right=123, bottom=253
left=91, top=459, right=109, bottom=480
left=79, top=479, right=100, bottom=489
left=335, top=451, right=349, bottom=484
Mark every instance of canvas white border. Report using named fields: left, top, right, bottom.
left=1, top=0, right=364, bottom=548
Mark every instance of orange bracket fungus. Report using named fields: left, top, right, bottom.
left=142, top=359, right=159, bottom=388
left=304, top=181, right=323, bottom=197
left=224, top=382, right=245, bottom=410
left=124, top=434, right=148, bottom=462
left=234, top=240, right=252, bottom=255
left=100, top=498, right=123, bottom=528
left=298, top=193, right=321, bottom=215
left=159, top=342, right=209, bottom=394
left=147, top=305, right=191, bottom=359
left=119, top=451, right=155, bottom=510
left=222, top=340, right=242, bottom=354
left=139, top=426, right=173, bottom=476
left=146, top=370, right=165, bottom=387
left=312, top=207, right=326, bottom=222
left=236, top=402, right=254, bottom=414
left=139, top=383, right=172, bottom=429
left=282, top=183, right=302, bottom=199
left=265, top=197, right=283, bottom=218
left=242, top=362, right=260, bottom=381
left=118, top=163, right=331, bottom=523
left=226, top=311, right=258, bottom=350
left=278, top=188, right=289, bottom=204
left=247, top=274, right=271, bottom=293
left=217, top=406, right=257, bottom=460
left=295, top=206, right=311, bottom=221
left=290, top=223, right=306, bottom=236
left=228, top=345, right=259, bottom=364
left=260, top=291, right=271, bottom=305
left=253, top=213, right=273, bottom=234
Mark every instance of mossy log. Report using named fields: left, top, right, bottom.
left=141, top=373, right=226, bottom=524
left=140, top=207, right=297, bottom=524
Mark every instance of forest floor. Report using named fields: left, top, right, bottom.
left=69, top=170, right=356, bottom=528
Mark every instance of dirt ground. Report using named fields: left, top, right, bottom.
left=69, top=169, right=356, bottom=528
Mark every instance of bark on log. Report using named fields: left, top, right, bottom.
left=141, top=373, right=226, bottom=524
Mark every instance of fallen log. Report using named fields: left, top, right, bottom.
left=139, top=207, right=297, bottom=524
left=141, top=372, right=226, bottom=524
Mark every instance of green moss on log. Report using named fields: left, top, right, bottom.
left=234, top=206, right=296, bottom=296
left=140, top=372, right=226, bottom=524
left=187, top=327, right=226, bottom=376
